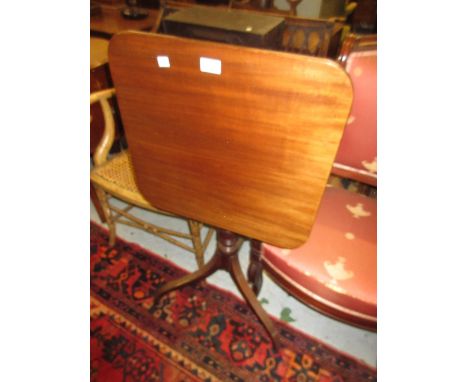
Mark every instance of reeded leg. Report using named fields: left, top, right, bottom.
left=248, top=239, right=264, bottom=296
left=188, top=219, right=204, bottom=268
left=148, top=252, right=222, bottom=314
left=94, top=186, right=116, bottom=246
left=229, top=254, right=281, bottom=350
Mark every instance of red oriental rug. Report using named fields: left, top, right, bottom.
left=91, top=222, right=376, bottom=382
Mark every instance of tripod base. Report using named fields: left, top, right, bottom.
left=149, top=229, right=280, bottom=349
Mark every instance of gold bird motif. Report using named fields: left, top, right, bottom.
left=362, top=157, right=377, bottom=173
left=323, top=257, right=354, bottom=295
left=324, top=257, right=354, bottom=281
left=346, top=203, right=371, bottom=219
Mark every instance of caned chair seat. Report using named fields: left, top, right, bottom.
left=91, top=151, right=154, bottom=211
left=261, top=186, right=376, bottom=329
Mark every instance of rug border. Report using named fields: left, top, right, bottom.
left=91, top=294, right=221, bottom=382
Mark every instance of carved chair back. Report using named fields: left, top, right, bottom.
left=281, top=17, right=337, bottom=56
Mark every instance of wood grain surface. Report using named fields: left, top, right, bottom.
left=108, top=32, right=352, bottom=248
left=91, top=4, right=159, bottom=37
left=90, top=38, right=110, bottom=69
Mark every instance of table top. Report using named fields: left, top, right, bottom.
left=109, top=32, right=353, bottom=248
left=91, top=4, right=159, bottom=37
left=90, top=38, right=110, bottom=69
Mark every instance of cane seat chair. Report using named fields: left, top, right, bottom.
left=106, top=31, right=353, bottom=347
left=90, top=37, right=114, bottom=223
left=248, top=34, right=377, bottom=330
left=90, top=89, right=214, bottom=268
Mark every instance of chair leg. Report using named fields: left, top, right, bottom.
left=90, top=183, right=106, bottom=223
left=94, top=186, right=116, bottom=246
left=248, top=239, right=264, bottom=296
left=187, top=219, right=204, bottom=268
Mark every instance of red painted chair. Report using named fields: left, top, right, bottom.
left=335, top=34, right=377, bottom=187
left=249, top=34, right=377, bottom=330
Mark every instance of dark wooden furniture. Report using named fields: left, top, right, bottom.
left=160, top=1, right=343, bottom=57
left=280, top=15, right=341, bottom=57
left=91, top=3, right=160, bottom=38
left=248, top=34, right=377, bottom=330
left=349, top=0, right=377, bottom=34
left=163, top=6, right=285, bottom=49
left=91, top=1, right=103, bottom=16
left=139, top=0, right=161, bottom=8
left=108, top=32, right=352, bottom=347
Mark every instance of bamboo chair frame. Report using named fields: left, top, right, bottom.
left=90, top=88, right=214, bottom=268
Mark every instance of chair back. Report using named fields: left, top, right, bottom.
left=334, top=34, right=377, bottom=186
left=108, top=32, right=353, bottom=248
left=281, top=17, right=338, bottom=57
left=90, top=38, right=111, bottom=154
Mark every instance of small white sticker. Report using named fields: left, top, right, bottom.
left=200, top=57, right=221, bottom=75
left=156, top=56, right=170, bottom=68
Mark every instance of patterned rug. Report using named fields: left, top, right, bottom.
left=91, top=222, right=376, bottom=382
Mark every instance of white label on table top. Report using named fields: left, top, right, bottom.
left=156, top=56, right=170, bottom=68
left=200, top=57, right=221, bottom=75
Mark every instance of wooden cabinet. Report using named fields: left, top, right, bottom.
left=163, top=7, right=285, bottom=49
